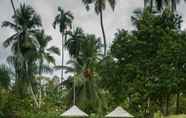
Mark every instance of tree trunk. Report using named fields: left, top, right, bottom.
left=61, top=33, right=64, bottom=82
left=38, top=59, right=43, bottom=109
left=165, top=95, right=169, bottom=116
left=150, top=0, right=153, bottom=12
left=29, top=83, right=39, bottom=109
left=171, top=0, right=176, bottom=12
left=10, top=0, right=16, bottom=15
left=160, top=97, right=164, bottom=114
left=99, top=9, right=107, bottom=56
left=176, top=92, right=180, bottom=114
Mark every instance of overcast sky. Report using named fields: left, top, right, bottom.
left=0, top=0, right=186, bottom=77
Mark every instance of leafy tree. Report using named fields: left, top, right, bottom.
left=104, top=9, right=186, bottom=117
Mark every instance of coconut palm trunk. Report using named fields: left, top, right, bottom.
left=61, top=32, right=65, bottom=83
left=176, top=92, right=180, bottom=114
left=10, top=0, right=16, bottom=14
left=150, top=0, right=153, bottom=11
left=99, top=9, right=107, bottom=56
left=38, top=60, right=43, bottom=109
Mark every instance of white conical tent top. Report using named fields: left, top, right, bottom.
left=106, top=106, right=134, bottom=118
left=60, top=105, right=88, bottom=117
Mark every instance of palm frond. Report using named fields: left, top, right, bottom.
left=3, top=33, right=19, bottom=48
left=47, top=46, right=60, bottom=56
left=82, top=0, right=95, bottom=10
left=40, top=64, right=53, bottom=74
left=1, top=21, right=18, bottom=30
left=108, top=0, right=116, bottom=10
left=6, top=56, right=16, bottom=65
left=44, top=53, right=56, bottom=65
left=53, top=14, right=60, bottom=29
left=54, top=65, right=75, bottom=73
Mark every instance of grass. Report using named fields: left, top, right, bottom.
left=165, top=115, right=186, bottom=118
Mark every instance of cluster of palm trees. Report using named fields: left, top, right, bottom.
left=53, top=0, right=185, bottom=81
left=1, top=1, right=106, bottom=110
left=1, top=0, right=185, bottom=111
left=2, top=4, right=60, bottom=108
left=52, top=0, right=117, bottom=82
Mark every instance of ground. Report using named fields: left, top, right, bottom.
left=165, top=115, right=186, bottom=118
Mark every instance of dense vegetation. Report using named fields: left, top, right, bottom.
left=0, top=0, right=186, bottom=118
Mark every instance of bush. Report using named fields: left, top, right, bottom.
left=21, top=111, right=61, bottom=118
left=165, top=115, right=186, bottom=118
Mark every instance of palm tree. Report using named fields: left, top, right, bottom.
left=35, top=30, right=60, bottom=75
left=53, top=7, right=74, bottom=82
left=62, top=34, right=104, bottom=113
left=34, top=30, right=60, bottom=109
left=1, top=4, right=42, bottom=97
left=82, top=0, right=116, bottom=56
left=65, top=27, right=84, bottom=59
left=144, top=0, right=185, bottom=12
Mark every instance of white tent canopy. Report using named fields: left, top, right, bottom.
left=60, top=105, right=88, bottom=117
left=105, top=106, right=134, bottom=118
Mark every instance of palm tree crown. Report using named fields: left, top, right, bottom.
left=2, top=4, right=42, bottom=55
left=82, top=0, right=116, bottom=56
left=53, top=7, right=74, bottom=34
left=144, top=0, right=186, bottom=12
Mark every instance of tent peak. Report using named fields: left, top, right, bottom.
left=60, top=105, right=88, bottom=117
left=106, top=106, right=134, bottom=118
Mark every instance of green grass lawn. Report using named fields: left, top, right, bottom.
left=165, top=115, right=186, bottom=118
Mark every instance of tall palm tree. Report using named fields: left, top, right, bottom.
left=82, top=0, right=116, bottom=56
left=1, top=4, right=42, bottom=97
left=62, top=34, right=104, bottom=113
left=53, top=7, right=74, bottom=82
left=34, top=30, right=60, bottom=109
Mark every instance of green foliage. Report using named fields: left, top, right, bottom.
left=21, top=111, right=60, bottom=118
left=165, top=115, right=186, bottom=118
left=101, top=9, right=186, bottom=117
left=1, top=1, right=186, bottom=118
left=0, top=65, right=12, bottom=89
left=154, top=111, right=163, bottom=118
left=144, top=0, right=185, bottom=12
